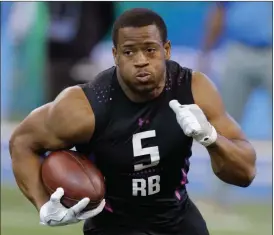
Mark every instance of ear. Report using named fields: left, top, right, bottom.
left=164, top=40, right=171, bottom=60
left=112, top=47, right=118, bottom=65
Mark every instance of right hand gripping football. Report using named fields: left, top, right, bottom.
left=39, top=188, right=105, bottom=226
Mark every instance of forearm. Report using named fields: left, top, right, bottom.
left=207, top=134, right=256, bottom=187
left=10, top=140, right=49, bottom=211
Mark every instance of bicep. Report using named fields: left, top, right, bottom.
left=11, top=86, right=95, bottom=153
left=10, top=103, right=70, bottom=154
left=192, top=72, right=246, bottom=140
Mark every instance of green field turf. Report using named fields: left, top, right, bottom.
left=1, top=185, right=272, bottom=235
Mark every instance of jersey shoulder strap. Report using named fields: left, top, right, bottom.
left=167, top=60, right=194, bottom=105
left=78, top=66, right=115, bottom=145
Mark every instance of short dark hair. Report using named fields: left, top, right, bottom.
left=112, top=8, right=167, bottom=47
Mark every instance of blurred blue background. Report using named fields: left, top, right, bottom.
left=1, top=2, right=272, bottom=235
left=1, top=1, right=272, bottom=138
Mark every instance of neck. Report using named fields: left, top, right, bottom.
left=116, top=71, right=166, bottom=103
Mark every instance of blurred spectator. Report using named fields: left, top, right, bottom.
left=1, top=2, right=14, bottom=120
left=4, top=2, right=48, bottom=120
left=8, top=2, right=38, bottom=45
left=200, top=2, right=272, bottom=123
left=47, top=2, right=114, bottom=102
left=199, top=1, right=272, bottom=212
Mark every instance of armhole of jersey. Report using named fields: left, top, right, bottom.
left=174, top=66, right=194, bottom=166
left=77, top=84, right=108, bottom=149
left=77, top=67, right=115, bottom=148
left=175, top=66, right=195, bottom=105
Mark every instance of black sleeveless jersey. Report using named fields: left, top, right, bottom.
left=77, top=60, right=195, bottom=231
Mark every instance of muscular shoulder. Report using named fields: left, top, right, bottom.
left=47, top=86, right=95, bottom=142
left=50, top=86, right=91, bottom=118
left=191, top=71, right=224, bottom=120
left=11, top=86, right=95, bottom=152
left=191, top=71, right=246, bottom=140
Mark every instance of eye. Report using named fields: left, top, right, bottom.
left=124, top=50, right=133, bottom=56
left=147, top=48, right=156, bottom=53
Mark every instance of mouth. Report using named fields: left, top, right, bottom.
left=136, top=72, right=151, bottom=82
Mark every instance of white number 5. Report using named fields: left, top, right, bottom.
left=132, top=130, right=160, bottom=171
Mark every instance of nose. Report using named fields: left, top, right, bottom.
left=134, top=52, right=149, bottom=67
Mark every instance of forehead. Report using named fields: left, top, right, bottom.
left=117, top=25, right=162, bottom=47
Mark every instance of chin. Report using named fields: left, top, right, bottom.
left=136, top=84, right=157, bottom=94
left=139, top=88, right=160, bottom=98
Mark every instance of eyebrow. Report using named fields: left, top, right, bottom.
left=121, top=41, right=160, bottom=48
left=121, top=43, right=135, bottom=48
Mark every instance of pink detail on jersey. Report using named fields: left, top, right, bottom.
left=138, top=118, right=144, bottom=127
left=180, top=169, right=187, bottom=185
left=104, top=202, right=113, bottom=213
left=175, top=190, right=181, bottom=200
left=138, top=118, right=149, bottom=127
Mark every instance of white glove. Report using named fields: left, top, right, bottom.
left=169, top=100, right=217, bottom=147
left=39, top=188, right=105, bottom=226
